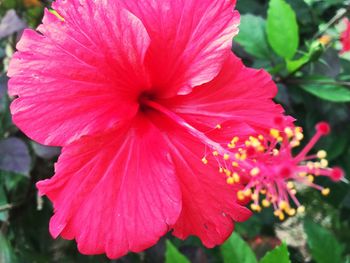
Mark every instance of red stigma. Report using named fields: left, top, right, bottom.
left=316, top=122, right=330, bottom=135
left=331, top=167, right=344, bottom=182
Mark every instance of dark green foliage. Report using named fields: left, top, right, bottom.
left=220, top=232, right=258, bottom=263
left=259, top=243, right=290, bottom=263
left=304, top=219, right=345, bottom=263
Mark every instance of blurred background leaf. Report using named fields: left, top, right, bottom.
left=267, top=0, right=299, bottom=59
left=165, top=240, right=191, bottom=263
left=220, top=232, right=258, bottom=263
left=304, top=219, right=345, bottom=263
left=259, top=243, right=291, bottom=263
left=235, top=14, right=271, bottom=59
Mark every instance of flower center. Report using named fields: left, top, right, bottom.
left=141, top=98, right=226, bottom=152
left=138, top=92, right=158, bottom=113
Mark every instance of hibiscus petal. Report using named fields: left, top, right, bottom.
left=8, top=4, right=151, bottom=146
left=122, top=0, right=240, bottom=97
left=37, top=117, right=181, bottom=258
left=148, top=113, right=251, bottom=247
left=167, top=130, right=251, bottom=247
left=163, top=53, right=289, bottom=132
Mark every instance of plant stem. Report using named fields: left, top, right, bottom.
left=0, top=204, right=13, bottom=212
left=314, top=4, right=350, bottom=39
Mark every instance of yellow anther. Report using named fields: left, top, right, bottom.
left=234, top=153, right=240, bottom=159
left=307, top=175, right=314, bottom=183
left=270, top=129, right=280, bottom=139
left=279, top=201, right=289, bottom=210
left=237, top=191, right=245, bottom=200
left=257, top=146, right=265, bottom=152
left=262, top=199, right=271, bottom=207
left=321, top=188, right=330, bottom=196
left=212, top=151, right=219, bottom=156
left=297, top=205, right=305, bottom=214
left=250, top=167, right=260, bottom=176
left=284, top=127, right=294, bottom=138
left=201, top=157, right=208, bottom=165
left=307, top=162, right=314, bottom=169
left=295, top=127, right=302, bottom=133
left=232, top=161, right=239, bottom=167
left=274, top=210, right=285, bottom=221
left=258, top=135, right=264, bottom=141
left=290, top=189, right=297, bottom=195
left=225, top=170, right=232, bottom=177
left=317, top=150, right=327, bottom=159
left=250, top=204, right=262, bottom=212
left=320, top=159, right=328, bottom=168
left=228, top=143, right=235, bottom=149
left=226, top=177, right=235, bottom=185
left=279, top=213, right=285, bottom=221
left=295, top=131, right=304, bottom=141
left=299, top=172, right=307, bottom=177
left=245, top=141, right=251, bottom=147
left=274, top=210, right=281, bottom=217
left=219, top=167, right=224, bottom=173
left=240, top=153, right=247, bottom=161
left=277, top=136, right=283, bottom=142
left=318, top=35, right=332, bottom=46
left=287, top=181, right=294, bottom=189
left=249, top=137, right=261, bottom=147
left=244, top=189, right=252, bottom=197
left=287, top=208, right=296, bottom=216
left=291, top=140, right=300, bottom=148
left=251, top=140, right=261, bottom=148
left=260, top=189, right=267, bottom=195
left=273, top=149, right=279, bottom=156
left=314, top=162, right=321, bottom=169
left=233, top=173, right=240, bottom=183
left=223, top=153, right=230, bottom=160
left=215, top=124, right=222, bottom=129
left=252, top=193, right=259, bottom=201
left=232, top=137, right=239, bottom=143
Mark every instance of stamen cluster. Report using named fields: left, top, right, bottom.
left=202, top=122, right=344, bottom=220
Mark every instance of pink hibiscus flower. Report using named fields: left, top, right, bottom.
left=340, top=18, right=350, bottom=54
left=8, top=0, right=288, bottom=258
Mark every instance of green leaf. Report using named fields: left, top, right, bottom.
left=267, top=0, right=299, bottom=59
left=0, top=233, right=16, bottom=263
left=286, top=54, right=310, bottom=73
left=301, top=83, right=350, bottom=102
left=235, top=15, right=270, bottom=59
left=260, top=243, right=291, bottom=263
left=220, top=232, right=257, bottom=263
left=165, top=240, right=190, bottom=263
left=304, top=220, right=344, bottom=263
left=0, top=186, right=9, bottom=222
